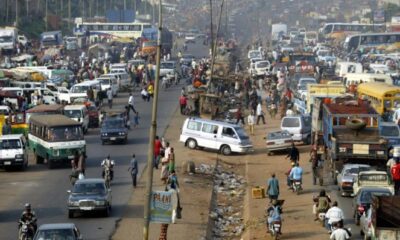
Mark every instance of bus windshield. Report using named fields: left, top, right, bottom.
left=71, top=86, right=89, bottom=93
left=0, top=139, right=22, bottom=150
left=48, top=126, right=83, bottom=141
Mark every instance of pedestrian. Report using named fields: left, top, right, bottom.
left=256, top=101, right=266, bottom=124
left=147, top=83, right=154, bottom=101
left=134, top=112, right=140, bottom=128
left=161, top=150, right=170, bottom=184
left=106, top=88, right=113, bottom=109
left=270, top=103, right=277, bottom=119
left=2, top=120, right=11, bottom=135
left=154, top=136, right=162, bottom=169
left=235, top=107, right=245, bottom=125
left=286, top=142, right=300, bottom=163
left=168, top=147, right=175, bottom=173
left=267, top=173, right=280, bottom=202
left=128, top=154, right=138, bottom=188
left=391, top=159, right=400, bottom=195
left=179, top=95, right=187, bottom=115
left=141, top=88, right=149, bottom=101
left=247, top=110, right=255, bottom=135
left=128, top=93, right=137, bottom=114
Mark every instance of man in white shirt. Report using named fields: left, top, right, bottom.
left=128, top=93, right=137, bottom=114
left=325, top=201, right=344, bottom=232
left=330, top=221, right=350, bottom=240
left=256, top=102, right=265, bottom=125
left=106, top=88, right=113, bottom=109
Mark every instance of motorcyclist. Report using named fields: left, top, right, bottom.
left=289, top=162, right=303, bottom=189
left=266, top=200, right=282, bottom=234
left=313, top=189, right=331, bottom=221
left=19, top=203, right=37, bottom=236
left=101, top=155, right=115, bottom=180
left=325, top=201, right=344, bottom=233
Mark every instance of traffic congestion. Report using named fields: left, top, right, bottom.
left=1, top=0, right=400, bottom=240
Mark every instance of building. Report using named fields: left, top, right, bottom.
left=380, top=0, right=400, bottom=6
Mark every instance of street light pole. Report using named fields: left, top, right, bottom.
left=15, top=0, right=18, bottom=27
left=143, top=0, right=162, bottom=239
left=209, top=0, right=214, bottom=57
left=68, top=0, right=71, bottom=32
left=45, top=0, right=48, bottom=31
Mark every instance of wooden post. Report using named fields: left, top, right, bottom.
left=159, top=224, right=168, bottom=240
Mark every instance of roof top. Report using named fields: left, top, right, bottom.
left=26, top=104, right=64, bottom=113
left=0, top=134, right=23, bottom=140
left=76, top=178, right=105, bottom=184
left=38, top=223, right=76, bottom=230
left=30, top=114, right=81, bottom=127
left=64, top=105, right=86, bottom=110
left=186, top=117, right=240, bottom=128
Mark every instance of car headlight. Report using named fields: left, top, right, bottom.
left=102, top=133, right=108, bottom=136
left=69, top=200, right=79, bottom=206
left=15, top=154, right=24, bottom=159
left=119, top=132, right=126, bottom=136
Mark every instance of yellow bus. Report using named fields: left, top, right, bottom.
left=357, top=82, right=400, bottom=115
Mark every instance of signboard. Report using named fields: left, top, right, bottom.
left=392, top=16, right=400, bottom=24
left=150, top=191, right=174, bottom=224
left=373, top=10, right=385, bottom=23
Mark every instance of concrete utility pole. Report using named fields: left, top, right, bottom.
left=45, top=0, right=48, bottom=31
left=68, top=0, right=71, bottom=31
left=124, top=0, right=127, bottom=10
left=26, top=0, right=29, bottom=17
left=208, top=0, right=224, bottom=88
left=143, top=0, right=162, bottom=239
left=209, top=0, right=214, bottom=57
left=15, top=0, right=19, bottom=27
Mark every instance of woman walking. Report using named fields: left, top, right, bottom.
left=168, top=148, right=176, bottom=173
left=161, top=150, right=170, bottom=184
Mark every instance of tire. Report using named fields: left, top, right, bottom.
left=123, top=137, right=128, bottom=144
left=68, top=210, right=74, bottom=218
left=221, top=145, right=232, bottom=156
left=47, top=156, right=53, bottom=169
left=187, top=139, right=197, bottom=150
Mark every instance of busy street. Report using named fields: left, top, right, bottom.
left=1, top=0, right=400, bottom=240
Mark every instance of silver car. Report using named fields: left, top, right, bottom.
left=34, top=223, right=83, bottom=240
left=336, top=164, right=372, bottom=197
left=67, top=178, right=112, bottom=218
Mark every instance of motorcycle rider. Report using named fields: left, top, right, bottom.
left=325, top=201, right=344, bottom=233
left=19, top=203, right=37, bottom=236
left=266, top=199, right=282, bottom=234
left=101, top=155, right=115, bottom=181
left=330, top=221, right=351, bottom=240
left=313, top=189, right=331, bottom=221
left=289, top=162, right=303, bottom=189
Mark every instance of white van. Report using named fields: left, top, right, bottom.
left=179, top=118, right=253, bottom=155
left=249, top=60, right=270, bottom=77
left=0, top=134, right=28, bottom=170
left=102, top=73, right=130, bottom=88
left=63, top=105, right=89, bottom=134
left=343, top=73, right=393, bottom=87
left=280, top=115, right=312, bottom=144
left=335, top=62, right=363, bottom=78
left=97, top=75, right=119, bottom=96
left=58, top=80, right=101, bottom=103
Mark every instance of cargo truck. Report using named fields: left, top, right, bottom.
left=40, top=31, right=63, bottom=49
left=0, top=27, right=17, bottom=53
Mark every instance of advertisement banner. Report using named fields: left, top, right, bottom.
left=150, top=191, right=173, bottom=224
left=373, top=10, right=385, bottom=23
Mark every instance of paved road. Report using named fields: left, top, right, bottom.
left=0, top=41, right=208, bottom=240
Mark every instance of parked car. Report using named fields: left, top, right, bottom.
left=33, top=223, right=83, bottom=240
left=352, top=187, right=392, bottom=225
left=352, top=171, right=394, bottom=197
left=265, top=130, right=293, bottom=155
left=67, top=178, right=112, bottom=218
left=280, top=115, right=311, bottom=144
left=336, top=164, right=372, bottom=196
left=100, top=116, right=128, bottom=144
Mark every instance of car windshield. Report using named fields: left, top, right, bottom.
left=0, top=36, right=13, bottom=43
left=381, top=125, right=400, bottom=137
left=234, top=127, right=249, bottom=140
left=256, top=61, right=269, bottom=68
left=103, top=119, right=125, bottom=129
left=64, top=110, right=82, bottom=118
left=70, top=86, right=89, bottom=93
left=268, top=131, right=291, bottom=139
left=0, top=139, right=21, bottom=149
left=73, top=182, right=106, bottom=195
left=0, top=109, right=8, bottom=114
left=161, top=62, right=174, bottom=69
left=360, top=190, right=392, bottom=203
left=99, top=79, right=110, bottom=85
left=47, top=126, right=83, bottom=141
left=300, top=79, right=316, bottom=85
left=298, top=85, right=307, bottom=90
left=282, top=118, right=300, bottom=127
left=249, top=51, right=261, bottom=59
left=34, top=229, right=75, bottom=240
left=345, top=167, right=371, bottom=175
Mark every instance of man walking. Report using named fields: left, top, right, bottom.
left=391, top=159, right=400, bottom=195
left=256, top=101, right=266, bottom=125
left=247, top=111, right=255, bottom=135
left=128, top=93, right=137, bottom=115
left=179, top=95, right=187, bottom=115
left=267, top=173, right=280, bottom=202
left=128, top=154, right=138, bottom=188
left=287, top=142, right=300, bottom=163
left=106, top=88, right=113, bottom=109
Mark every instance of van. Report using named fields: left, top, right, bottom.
left=249, top=60, right=270, bottom=77
left=335, top=62, right=363, bottom=78
left=102, top=73, right=130, bottom=88
left=179, top=118, right=253, bottom=155
left=0, top=134, right=28, bottom=170
left=280, top=115, right=311, bottom=144
left=59, top=80, right=101, bottom=103
left=97, top=75, right=119, bottom=96
left=343, top=73, right=393, bottom=87
left=64, top=105, right=89, bottom=134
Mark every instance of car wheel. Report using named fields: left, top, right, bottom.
left=68, top=210, right=74, bottom=218
left=187, top=139, right=197, bottom=149
left=221, top=145, right=232, bottom=155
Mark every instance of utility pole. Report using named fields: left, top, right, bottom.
left=225, top=0, right=228, bottom=37
left=15, top=0, right=19, bottom=27
left=208, top=0, right=224, bottom=88
left=133, top=0, right=137, bottom=14
left=209, top=0, right=214, bottom=58
left=124, top=0, right=127, bottom=10
left=152, top=0, right=155, bottom=25
left=45, top=0, right=48, bottom=31
left=26, top=0, right=29, bottom=18
left=143, top=0, right=162, bottom=239
left=68, top=0, right=71, bottom=32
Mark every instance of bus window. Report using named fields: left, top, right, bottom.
left=384, top=100, right=391, bottom=109
left=323, top=24, right=333, bottom=34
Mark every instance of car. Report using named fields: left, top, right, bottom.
left=87, top=105, right=100, bottom=128
left=352, top=171, right=394, bottom=197
left=336, top=164, right=372, bottom=196
left=352, top=187, right=392, bottom=226
left=379, top=122, right=400, bottom=148
left=249, top=60, right=270, bottom=77
left=67, top=178, right=112, bottom=218
left=100, top=116, right=128, bottom=144
left=180, top=54, right=194, bottom=66
left=280, top=115, right=311, bottom=144
left=33, top=223, right=83, bottom=240
left=0, top=134, right=28, bottom=171
left=247, top=50, right=262, bottom=60
left=265, top=130, right=293, bottom=155
left=160, top=61, right=177, bottom=77
left=184, top=34, right=196, bottom=43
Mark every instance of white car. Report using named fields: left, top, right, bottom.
left=160, top=61, right=177, bottom=77
left=352, top=171, right=394, bottom=196
left=247, top=50, right=262, bottom=60
left=336, top=164, right=372, bottom=196
left=249, top=60, right=270, bottom=76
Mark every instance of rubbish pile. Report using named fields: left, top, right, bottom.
left=210, top=166, right=246, bottom=239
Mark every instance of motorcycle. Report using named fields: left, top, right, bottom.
left=317, top=212, right=326, bottom=227
left=104, top=167, right=111, bottom=188
left=18, top=220, right=34, bottom=240
left=269, top=220, right=282, bottom=240
left=292, top=180, right=302, bottom=195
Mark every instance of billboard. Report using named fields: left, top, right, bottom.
left=150, top=191, right=175, bottom=224
left=373, top=10, right=385, bottom=23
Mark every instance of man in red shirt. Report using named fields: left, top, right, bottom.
left=179, top=95, right=187, bottom=115
left=154, top=136, right=162, bottom=169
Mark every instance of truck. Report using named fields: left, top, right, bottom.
left=271, top=23, right=287, bottom=42
left=321, top=98, right=388, bottom=179
left=363, top=196, right=400, bottom=240
left=40, top=31, right=63, bottom=49
left=0, top=27, right=17, bottom=53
